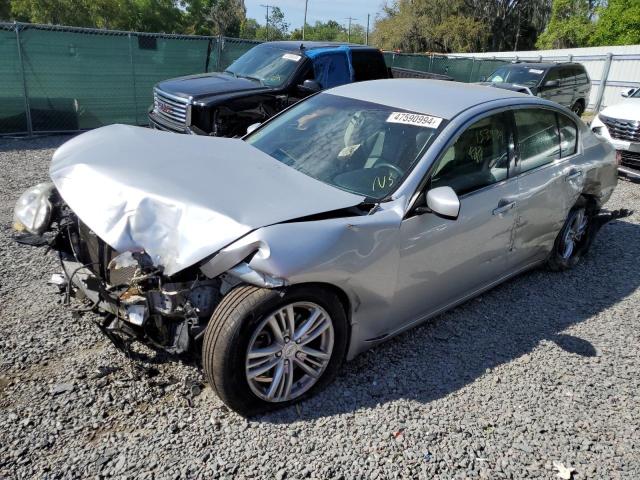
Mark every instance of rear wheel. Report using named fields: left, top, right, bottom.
left=548, top=205, right=593, bottom=271
left=202, top=285, right=348, bottom=416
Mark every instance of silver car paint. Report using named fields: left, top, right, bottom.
left=49, top=82, right=617, bottom=361
left=49, top=124, right=364, bottom=276
left=213, top=97, right=616, bottom=360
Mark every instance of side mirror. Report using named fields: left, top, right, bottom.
left=246, top=122, right=261, bottom=135
left=543, top=79, right=560, bottom=88
left=298, top=79, right=322, bottom=93
left=621, top=88, right=636, bottom=98
left=426, top=186, right=460, bottom=219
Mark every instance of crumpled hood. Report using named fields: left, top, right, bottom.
left=50, top=124, right=364, bottom=275
left=600, top=98, right=640, bottom=122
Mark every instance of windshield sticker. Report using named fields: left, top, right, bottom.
left=282, top=53, right=302, bottom=62
left=387, top=112, right=443, bottom=129
left=529, top=69, right=544, bottom=74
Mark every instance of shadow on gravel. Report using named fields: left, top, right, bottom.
left=0, top=134, right=73, bottom=152
left=257, top=219, right=640, bottom=423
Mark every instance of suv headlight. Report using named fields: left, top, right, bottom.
left=13, top=182, right=55, bottom=235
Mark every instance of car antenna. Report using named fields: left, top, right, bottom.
left=300, top=43, right=305, bottom=50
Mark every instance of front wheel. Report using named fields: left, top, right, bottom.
left=202, top=285, right=348, bottom=416
left=548, top=206, right=593, bottom=271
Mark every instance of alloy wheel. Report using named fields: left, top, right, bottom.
left=245, top=302, right=334, bottom=402
left=560, top=209, right=588, bottom=260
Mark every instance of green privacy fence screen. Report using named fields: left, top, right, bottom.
left=1, top=22, right=505, bottom=135
left=383, top=52, right=509, bottom=83
left=0, top=22, right=259, bottom=135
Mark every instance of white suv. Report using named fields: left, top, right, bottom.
left=591, top=88, right=640, bottom=180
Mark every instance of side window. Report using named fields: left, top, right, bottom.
left=351, top=50, right=389, bottom=81
left=431, top=113, right=509, bottom=196
left=558, top=114, right=578, bottom=157
left=514, top=109, right=560, bottom=173
left=544, top=68, right=560, bottom=84
left=574, top=66, right=588, bottom=85
left=559, top=67, right=576, bottom=87
left=312, top=52, right=352, bottom=89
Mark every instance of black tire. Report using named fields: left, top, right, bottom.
left=571, top=100, right=585, bottom=117
left=548, top=203, right=595, bottom=271
left=202, top=284, right=348, bottom=416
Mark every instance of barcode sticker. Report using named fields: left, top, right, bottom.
left=282, top=53, right=302, bottom=62
left=387, top=112, right=443, bottom=128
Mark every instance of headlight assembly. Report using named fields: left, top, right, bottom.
left=13, top=182, right=55, bottom=235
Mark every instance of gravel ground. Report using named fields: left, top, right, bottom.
left=1, top=135, right=639, bottom=480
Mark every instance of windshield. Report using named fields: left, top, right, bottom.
left=487, top=66, right=546, bottom=87
left=225, top=44, right=303, bottom=87
left=246, top=93, right=445, bottom=199
left=632, top=88, right=640, bottom=98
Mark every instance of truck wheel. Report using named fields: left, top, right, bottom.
left=548, top=205, right=593, bottom=271
left=202, top=285, right=348, bottom=416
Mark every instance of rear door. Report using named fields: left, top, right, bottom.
left=351, top=50, right=390, bottom=81
left=510, top=107, right=583, bottom=269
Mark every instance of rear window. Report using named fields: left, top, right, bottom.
left=351, top=50, right=389, bottom=82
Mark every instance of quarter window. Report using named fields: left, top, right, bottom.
left=431, top=113, right=509, bottom=196
left=514, top=109, right=560, bottom=173
left=558, top=114, right=578, bottom=157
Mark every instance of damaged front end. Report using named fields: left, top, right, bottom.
left=14, top=188, right=264, bottom=355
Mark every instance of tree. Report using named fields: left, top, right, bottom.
left=590, top=0, right=640, bottom=46
left=0, top=0, right=11, bottom=20
left=205, top=0, right=245, bottom=36
left=255, top=6, right=288, bottom=40
left=290, top=20, right=345, bottom=42
left=536, top=0, right=595, bottom=49
left=239, top=17, right=259, bottom=39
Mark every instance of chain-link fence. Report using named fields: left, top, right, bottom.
left=0, top=22, right=259, bottom=135
left=383, top=52, right=509, bottom=83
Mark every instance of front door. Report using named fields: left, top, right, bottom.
left=394, top=112, right=518, bottom=328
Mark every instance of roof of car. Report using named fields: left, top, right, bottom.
left=327, top=79, right=532, bottom=120
left=263, top=41, right=375, bottom=51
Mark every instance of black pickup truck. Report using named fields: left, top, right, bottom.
left=149, top=41, right=452, bottom=137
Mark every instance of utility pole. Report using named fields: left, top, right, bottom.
left=366, top=14, right=370, bottom=45
left=261, top=4, right=273, bottom=41
left=345, top=16, right=357, bottom=43
left=303, top=0, right=309, bottom=40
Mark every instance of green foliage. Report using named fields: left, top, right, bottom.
left=536, top=0, right=595, bottom=49
left=373, top=0, right=551, bottom=53
left=290, top=20, right=365, bottom=44
left=254, top=6, right=289, bottom=41
left=0, top=0, right=11, bottom=20
left=590, top=0, right=640, bottom=46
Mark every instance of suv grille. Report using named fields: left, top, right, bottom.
left=601, top=115, right=640, bottom=142
left=153, top=88, right=191, bottom=126
left=620, top=150, right=640, bottom=171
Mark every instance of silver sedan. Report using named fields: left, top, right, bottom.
left=13, top=79, right=617, bottom=416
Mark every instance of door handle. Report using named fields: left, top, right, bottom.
left=492, top=200, right=516, bottom=215
left=565, top=170, right=583, bottom=182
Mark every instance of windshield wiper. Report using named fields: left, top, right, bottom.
left=223, top=70, right=237, bottom=77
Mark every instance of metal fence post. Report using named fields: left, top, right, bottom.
left=594, top=53, right=613, bottom=112
left=15, top=22, right=33, bottom=136
left=428, top=53, right=433, bottom=72
left=128, top=33, right=139, bottom=125
left=216, top=35, right=223, bottom=71
left=469, top=57, right=475, bottom=82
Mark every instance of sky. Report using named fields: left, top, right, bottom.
left=244, top=0, right=384, bottom=31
